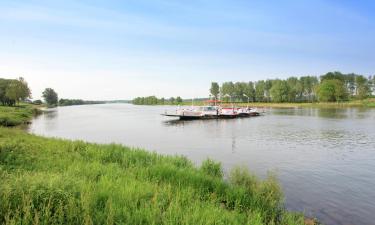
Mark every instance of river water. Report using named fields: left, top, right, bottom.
left=29, top=104, right=375, bottom=225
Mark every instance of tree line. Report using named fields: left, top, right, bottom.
left=43, top=89, right=105, bottom=106
left=1, top=77, right=105, bottom=107
left=210, top=72, right=374, bottom=103
left=132, top=96, right=183, bottom=105
left=0, top=77, right=31, bottom=106
left=59, top=99, right=106, bottom=106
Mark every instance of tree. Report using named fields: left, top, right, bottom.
left=264, top=80, right=273, bottom=102
left=210, top=82, right=220, bottom=101
left=169, top=97, right=175, bottom=104
left=286, top=77, right=300, bottom=102
left=346, top=73, right=356, bottom=97
left=233, top=82, right=245, bottom=102
left=300, top=76, right=318, bottom=102
left=255, top=81, right=265, bottom=102
left=42, top=88, right=58, bottom=106
left=0, top=79, right=13, bottom=106
left=270, top=80, right=289, bottom=102
left=5, top=77, right=31, bottom=105
left=243, top=82, right=255, bottom=102
left=176, top=96, right=183, bottom=104
left=317, top=79, right=348, bottom=102
left=320, top=71, right=345, bottom=82
left=160, top=97, right=165, bottom=104
left=220, top=82, right=235, bottom=102
left=355, top=75, right=371, bottom=100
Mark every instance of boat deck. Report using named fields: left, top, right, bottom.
left=162, top=112, right=260, bottom=120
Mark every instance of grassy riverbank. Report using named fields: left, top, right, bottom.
left=0, top=104, right=41, bottom=126
left=0, top=104, right=312, bottom=224
left=0, top=128, right=306, bottom=225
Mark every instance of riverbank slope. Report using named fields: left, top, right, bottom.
left=0, top=104, right=41, bottom=126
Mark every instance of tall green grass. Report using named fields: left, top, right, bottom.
left=0, top=128, right=305, bottom=225
left=0, top=105, right=40, bottom=126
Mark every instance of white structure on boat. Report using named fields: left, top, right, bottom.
left=163, top=105, right=260, bottom=120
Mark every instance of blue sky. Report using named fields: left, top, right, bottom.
left=1, top=0, right=374, bottom=100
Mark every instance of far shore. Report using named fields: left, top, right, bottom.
left=132, top=98, right=375, bottom=108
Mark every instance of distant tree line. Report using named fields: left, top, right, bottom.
left=132, top=96, right=183, bottom=105
left=59, top=99, right=106, bottom=106
left=41, top=88, right=106, bottom=107
left=210, top=72, right=374, bottom=103
left=0, top=77, right=31, bottom=106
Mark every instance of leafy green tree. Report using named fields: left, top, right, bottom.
left=371, top=75, right=375, bottom=95
left=5, top=77, right=31, bottom=105
left=243, top=82, right=255, bottom=102
left=355, top=75, right=371, bottom=99
left=255, top=80, right=265, bottom=102
left=159, top=97, right=165, bottom=104
left=42, top=88, right=58, bottom=106
left=176, top=96, right=183, bottom=104
left=317, top=79, right=348, bottom=102
left=321, top=71, right=345, bottom=82
left=286, top=77, right=301, bottom=102
left=169, top=97, right=175, bottom=104
left=0, top=78, right=13, bottom=106
left=346, top=73, right=356, bottom=97
left=270, top=80, right=290, bottom=102
left=300, top=76, right=319, bottom=102
left=234, top=82, right=245, bottom=102
left=264, top=80, right=273, bottom=102
left=220, top=82, right=235, bottom=102
left=210, top=82, right=220, bottom=101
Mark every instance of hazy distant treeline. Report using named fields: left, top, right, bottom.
left=132, top=96, right=183, bottom=105
left=210, top=72, right=374, bottom=103
left=58, top=98, right=106, bottom=106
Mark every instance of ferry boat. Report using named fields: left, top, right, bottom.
left=162, top=100, right=260, bottom=120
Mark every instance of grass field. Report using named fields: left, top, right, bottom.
left=0, top=104, right=41, bottom=126
left=0, top=128, right=308, bottom=224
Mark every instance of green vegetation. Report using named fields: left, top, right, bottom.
left=0, top=101, right=307, bottom=224
left=0, top=128, right=305, bottom=225
left=0, top=104, right=40, bottom=126
left=42, top=88, right=59, bottom=107
left=210, top=82, right=220, bottom=101
left=0, top=77, right=31, bottom=106
left=317, top=79, right=348, bottom=102
left=188, top=98, right=375, bottom=108
left=132, top=96, right=183, bottom=105
left=59, top=99, right=106, bottom=106
left=215, top=72, right=374, bottom=103
left=132, top=72, right=374, bottom=106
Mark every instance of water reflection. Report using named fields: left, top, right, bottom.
left=43, top=109, right=58, bottom=120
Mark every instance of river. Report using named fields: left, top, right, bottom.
left=29, top=104, right=375, bottom=225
